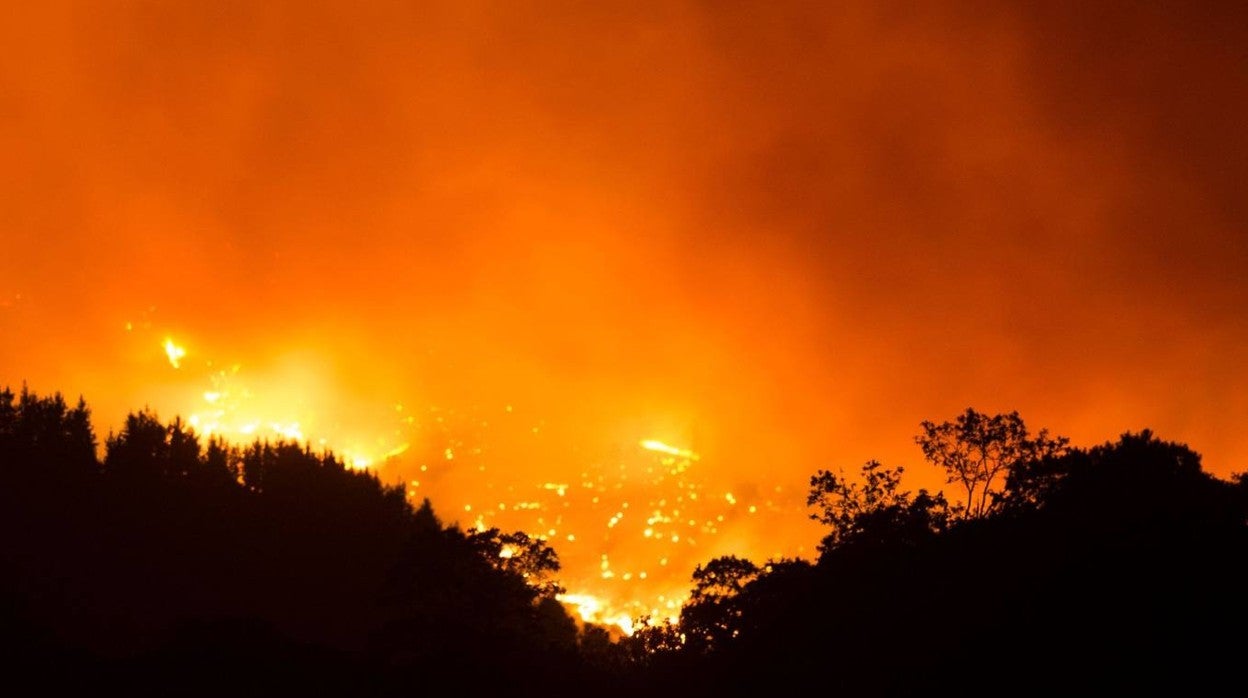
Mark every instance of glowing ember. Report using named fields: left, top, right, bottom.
left=163, top=338, right=186, bottom=369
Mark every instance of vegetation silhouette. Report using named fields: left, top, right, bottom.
left=2, top=390, right=1245, bottom=695
left=0, top=387, right=604, bottom=695
left=917, top=408, right=1069, bottom=518
left=630, top=408, right=1248, bottom=696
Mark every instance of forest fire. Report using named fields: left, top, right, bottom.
left=145, top=331, right=810, bottom=632
left=154, top=331, right=411, bottom=470
left=1, top=3, right=1245, bottom=693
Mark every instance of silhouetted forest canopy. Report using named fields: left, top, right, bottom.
left=2, top=387, right=1245, bottom=695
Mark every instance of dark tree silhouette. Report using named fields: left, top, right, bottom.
left=0, top=386, right=97, bottom=479
left=678, top=555, right=760, bottom=653
left=807, top=460, right=949, bottom=554
left=621, top=412, right=1247, bottom=696
left=623, top=615, right=684, bottom=660
left=917, top=408, right=1068, bottom=518
left=470, top=528, right=565, bottom=597
left=5, top=386, right=1247, bottom=696
left=104, top=408, right=172, bottom=480
left=0, top=387, right=599, bottom=696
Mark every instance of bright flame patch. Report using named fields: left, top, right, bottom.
left=640, top=439, right=699, bottom=461
left=163, top=338, right=186, bottom=369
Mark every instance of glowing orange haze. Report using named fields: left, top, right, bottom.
left=2, top=2, right=1246, bottom=628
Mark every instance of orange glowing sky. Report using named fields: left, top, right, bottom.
left=3, top=2, right=1247, bottom=623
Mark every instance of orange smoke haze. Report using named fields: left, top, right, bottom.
left=3, top=2, right=1246, bottom=624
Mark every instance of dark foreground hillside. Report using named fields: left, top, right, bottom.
left=2, top=389, right=1245, bottom=696
left=0, top=388, right=602, bottom=696
left=641, top=417, right=1248, bottom=696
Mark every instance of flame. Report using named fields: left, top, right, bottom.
left=558, top=593, right=639, bottom=635
left=153, top=336, right=408, bottom=470
left=139, top=332, right=812, bottom=634
left=163, top=338, right=186, bottom=369
left=441, top=435, right=798, bottom=636
left=640, top=439, right=700, bottom=461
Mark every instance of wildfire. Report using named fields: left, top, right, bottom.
left=558, top=593, right=639, bottom=635
left=153, top=335, right=406, bottom=470
left=141, top=331, right=811, bottom=636
left=440, top=431, right=806, bottom=635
